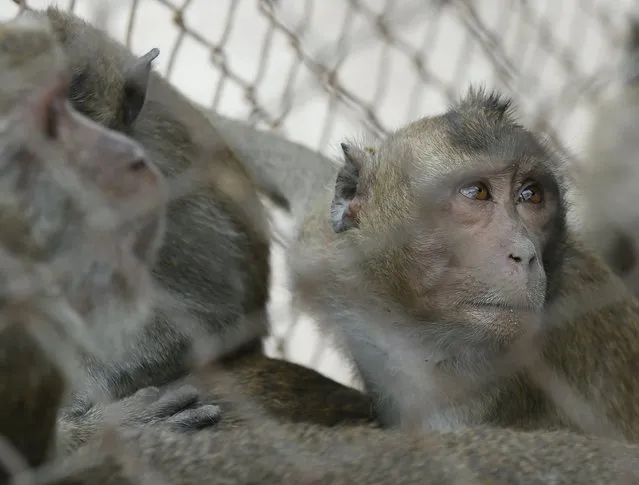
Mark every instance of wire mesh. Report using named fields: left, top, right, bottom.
left=0, top=0, right=637, bottom=418
left=0, top=0, right=639, bottom=482
left=0, top=0, right=635, bottom=388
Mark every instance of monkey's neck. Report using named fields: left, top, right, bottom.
left=335, top=305, right=531, bottom=431
left=348, top=336, right=510, bottom=431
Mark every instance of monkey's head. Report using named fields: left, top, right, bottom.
left=328, top=88, right=567, bottom=349
left=38, top=7, right=158, bottom=132
left=0, top=38, right=167, bottom=332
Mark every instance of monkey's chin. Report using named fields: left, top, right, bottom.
left=465, top=300, right=543, bottom=314
left=463, top=303, right=544, bottom=341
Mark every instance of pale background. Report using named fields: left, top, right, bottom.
left=0, top=0, right=635, bottom=388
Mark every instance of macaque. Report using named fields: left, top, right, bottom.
left=287, top=87, right=639, bottom=443
left=20, top=6, right=275, bottom=413
left=13, top=5, right=375, bottom=438
left=0, top=12, right=220, bottom=466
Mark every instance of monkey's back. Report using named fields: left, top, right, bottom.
left=42, top=6, right=273, bottom=401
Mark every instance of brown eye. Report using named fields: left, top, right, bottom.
left=460, top=182, right=490, bottom=201
left=519, top=184, right=543, bottom=204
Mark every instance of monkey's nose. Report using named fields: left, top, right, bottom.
left=128, top=156, right=148, bottom=172
left=96, top=147, right=165, bottom=211
left=508, top=252, right=536, bottom=266
left=120, top=152, right=163, bottom=199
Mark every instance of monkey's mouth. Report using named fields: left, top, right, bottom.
left=121, top=212, right=165, bottom=264
left=465, top=300, right=541, bottom=314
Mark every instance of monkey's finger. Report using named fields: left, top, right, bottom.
left=129, top=386, right=161, bottom=406
left=166, top=404, right=222, bottom=430
left=148, top=385, right=200, bottom=417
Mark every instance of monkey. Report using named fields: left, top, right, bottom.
left=1, top=3, right=378, bottom=436
left=274, top=86, right=639, bottom=442
left=569, top=14, right=639, bottom=296
left=0, top=12, right=222, bottom=463
left=8, top=6, right=275, bottom=414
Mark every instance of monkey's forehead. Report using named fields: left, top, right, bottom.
left=0, top=16, right=67, bottom=75
left=380, top=113, right=558, bottom=181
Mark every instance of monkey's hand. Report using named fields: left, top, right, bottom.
left=100, top=384, right=222, bottom=430
left=71, top=384, right=221, bottom=430
left=56, top=385, right=221, bottom=457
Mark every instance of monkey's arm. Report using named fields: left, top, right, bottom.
left=54, top=384, right=222, bottom=458
left=198, top=109, right=340, bottom=224
left=186, top=348, right=375, bottom=427
left=34, top=418, right=639, bottom=485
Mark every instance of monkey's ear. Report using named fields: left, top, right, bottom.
left=330, top=142, right=370, bottom=233
left=122, top=48, right=160, bottom=126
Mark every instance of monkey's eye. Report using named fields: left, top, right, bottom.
left=459, top=182, right=491, bottom=201
left=519, top=184, right=543, bottom=204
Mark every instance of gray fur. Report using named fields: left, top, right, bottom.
left=31, top=418, right=639, bottom=485
left=35, top=7, right=274, bottom=411
left=198, top=108, right=341, bottom=226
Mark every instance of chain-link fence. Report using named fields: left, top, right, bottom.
left=0, top=0, right=635, bottom=389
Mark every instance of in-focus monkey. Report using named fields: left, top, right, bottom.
left=0, top=13, right=221, bottom=462
left=571, top=15, right=639, bottom=295
left=13, top=6, right=374, bottom=432
left=285, top=87, right=639, bottom=441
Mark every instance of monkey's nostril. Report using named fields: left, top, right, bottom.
left=509, top=254, right=522, bottom=263
left=129, top=158, right=147, bottom=172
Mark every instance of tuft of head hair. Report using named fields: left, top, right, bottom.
left=453, top=86, right=515, bottom=122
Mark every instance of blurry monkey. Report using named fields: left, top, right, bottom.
left=572, top=15, right=639, bottom=296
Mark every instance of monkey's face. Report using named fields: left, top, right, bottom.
left=0, top=73, right=166, bottom=330
left=428, top=163, right=561, bottom=318
left=329, top=89, right=567, bottom=346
